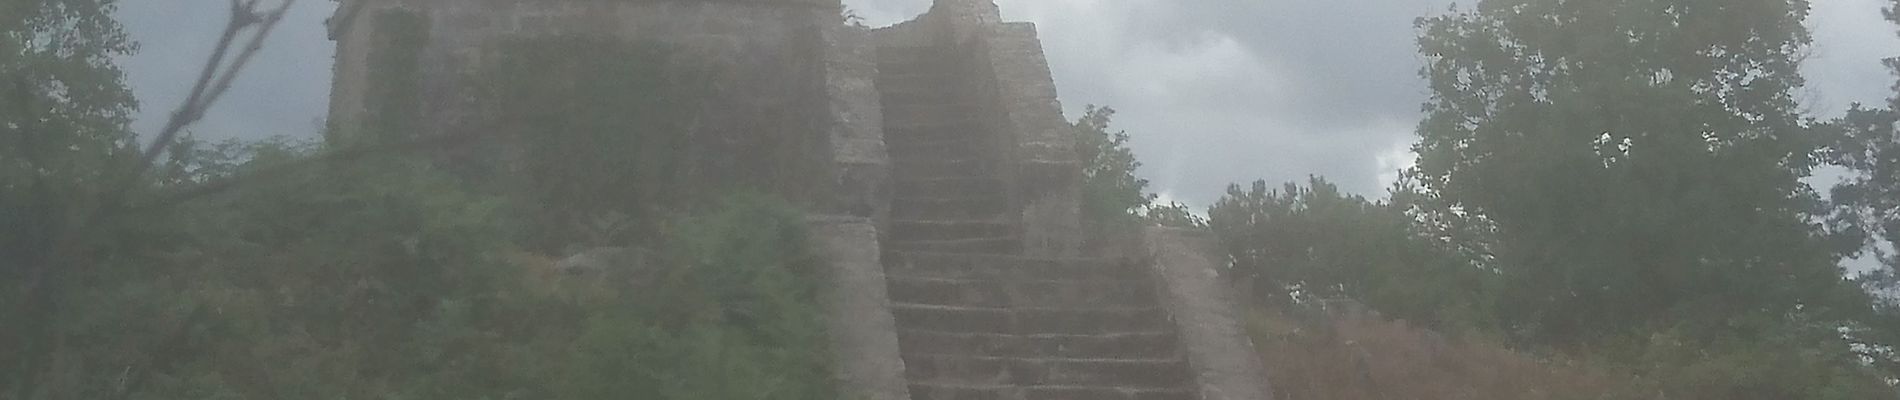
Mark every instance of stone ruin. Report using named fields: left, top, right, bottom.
left=326, top=0, right=1274, bottom=398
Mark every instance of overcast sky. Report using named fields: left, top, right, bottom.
left=118, top=0, right=1900, bottom=207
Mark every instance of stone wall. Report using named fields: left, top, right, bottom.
left=808, top=216, right=911, bottom=400
left=327, top=0, right=884, bottom=216
left=324, top=2, right=1271, bottom=399
left=328, top=3, right=899, bottom=398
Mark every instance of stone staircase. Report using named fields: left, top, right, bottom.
left=876, top=44, right=1199, bottom=400
left=878, top=44, right=1019, bottom=255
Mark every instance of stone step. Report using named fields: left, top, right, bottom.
left=876, top=70, right=961, bottom=85
left=883, top=119, right=982, bottom=135
left=881, top=91, right=964, bottom=108
left=889, top=220, right=1017, bottom=243
left=878, top=81, right=965, bottom=99
left=884, top=236, right=1020, bottom=254
left=876, top=59, right=957, bottom=74
left=907, top=382, right=1197, bottom=400
left=884, top=252, right=1143, bottom=281
left=886, top=276, right=1159, bottom=308
left=878, top=80, right=963, bottom=96
left=886, top=134, right=987, bottom=154
left=890, top=196, right=1011, bottom=221
left=883, top=103, right=982, bottom=124
left=896, top=330, right=1181, bottom=359
left=903, top=354, right=1194, bottom=388
left=876, top=45, right=950, bottom=62
left=889, top=303, right=1172, bottom=335
left=894, top=177, right=1005, bottom=199
left=893, top=166, right=993, bottom=182
left=886, top=131, right=990, bottom=153
left=888, top=154, right=990, bottom=173
left=894, top=157, right=987, bottom=169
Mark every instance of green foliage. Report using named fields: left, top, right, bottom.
left=350, top=9, right=428, bottom=143
left=1142, top=201, right=1207, bottom=229
left=473, top=36, right=709, bottom=250
left=1407, top=0, right=1896, bottom=395
left=558, top=194, right=832, bottom=400
left=0, top=0, right=139, bottom=395
left=4, top=7, right=836, bottom=397
left=1826, top=104, right=1900, bottom=283
left=1210, top=177, right=1491, bottom=330
left=1823, top=0, right=1900, bottom=288
left=0, top=0, right=139, bottom=278
left=1074, top=106, right=1157, bottom=224
left=12, top=140, right=535, bottom=399
left=9, top=140, right=835, bottom=399
left=1414, top=0, right=1847, bottom=345
left=1819, top=0, right=1900, bottom=380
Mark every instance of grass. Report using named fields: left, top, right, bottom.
left=1246, top=305, right=1658, bottom=400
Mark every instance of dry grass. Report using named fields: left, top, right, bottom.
left=1248, top=307, right=1659, bottom=400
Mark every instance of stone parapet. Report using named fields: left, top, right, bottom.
left=325, top=0, right=860, bottom=209
left=820, top=23, right=892, bottom=221
left=1143, top=227, right=1277, bottom=400
left=808, top=216, right=911, bottom=400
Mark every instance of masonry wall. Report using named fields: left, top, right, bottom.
left=327, top=3, right=902, bottom=399
left=327, top=0, right=885, bottom=217
left=871, top=0, right=1083, bottom=257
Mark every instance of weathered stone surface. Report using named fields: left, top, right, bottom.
left=872, top=0, right=1082, bottom=259
left=1143, top=227, right=1276, bottom=400
left=822, top=24, right=890, bottom=220
left=330, top=0, right=1274, bottom=398
left=552, top=246, right=647, bottom=275
left=329, top=0, right=858, bottom=210
left=809, top=216, right=911, bottom=400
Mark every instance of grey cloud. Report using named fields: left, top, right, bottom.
left=115, top=0, right=1900, bottom=208
left=984, top=0, right=1453, bottom=204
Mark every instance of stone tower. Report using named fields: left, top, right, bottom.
left=324, top=0, right=1081, bottom=255
left=326, top=1, right=1271, bottom=399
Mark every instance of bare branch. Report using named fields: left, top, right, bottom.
left=131, top=0, right=300, bottom=182
left=10, top=2, right=305, bottom=395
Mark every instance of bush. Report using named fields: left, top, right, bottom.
left=1247, top=306, right=1655, bottom=400
left=1210, top=177, right=1492, bottom=331
left=12, top=139, right=835, bottom=399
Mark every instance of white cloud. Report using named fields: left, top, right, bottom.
left=1806, top=0, right=1900, bottom=117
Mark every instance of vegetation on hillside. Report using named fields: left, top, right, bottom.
left=8, top=0, right=1900, bottom=398
left=1074, top=106, right=1205, bottom=230
left=1197, top=0, right=1900, bottom=398
left=1, top=2, right=833, bottom=399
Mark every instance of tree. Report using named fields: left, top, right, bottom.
left=2, top=0, right=141, bottom=395
left=1, top=2, right=839, bottom=399
left=1824, top=0, right=1900, bottom=290
left=0, top=0, right=138, bottom=285
left=1075, top=106, right=1156, bottom=223
left=1414, top=0, right=1890, bottom=396
left=1209, top=177, right=1488, bottom=329
left=1819, top=0, right=1900, bottom=380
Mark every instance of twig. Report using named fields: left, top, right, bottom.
left=131, top=0, right=300, bottom=183
left=8, top=1, right=303, bottom=396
